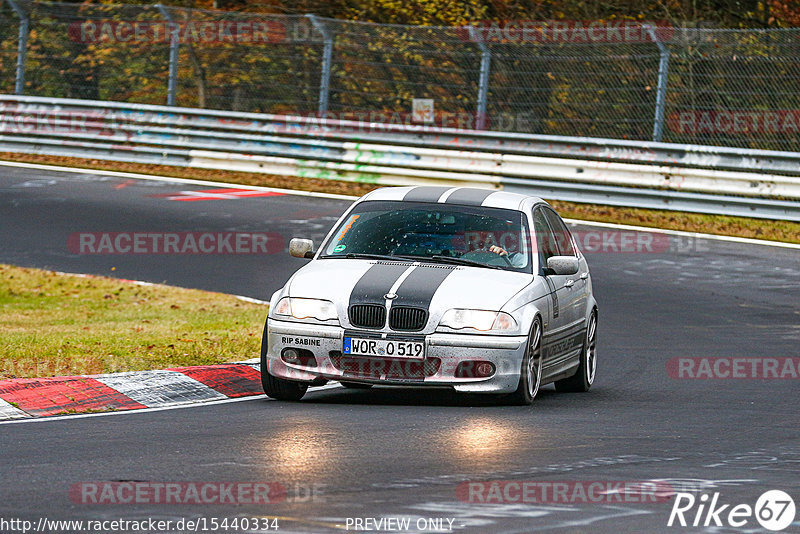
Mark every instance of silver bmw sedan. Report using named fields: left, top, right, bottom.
left=261, top=186, right=598, bottom=405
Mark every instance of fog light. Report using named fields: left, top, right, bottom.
left=476, top=362, right=495, bottom=377
left=455, top=360, right=495, bottom=378
left=282, top=348, right=301, bottom=364
left=281, top=348, right=317, bottom=367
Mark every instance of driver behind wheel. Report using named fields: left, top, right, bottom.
left=488, top=245, right=527, bottom=267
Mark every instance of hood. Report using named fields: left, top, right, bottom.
left=287, top=259, right=532, bottom=331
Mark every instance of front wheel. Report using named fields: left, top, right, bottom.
left=260, top=321, right=308, bottom=401
left=555, top=310, right=597, bottom=393
left=506, top=317, right=543, bottom=406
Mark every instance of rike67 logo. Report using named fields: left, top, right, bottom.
left=668, top=490, right=796, bottom=531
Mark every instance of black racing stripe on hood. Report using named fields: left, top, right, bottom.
left=402, top=186, right=452, bottom=203
left=392, top=265, right=455, bottom=309
left=444, top=188, right=495, bottom=206
left=349, top=263, right=411, bottom=306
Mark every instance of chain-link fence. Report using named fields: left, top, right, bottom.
left=1, top=1, right=799, bottom=152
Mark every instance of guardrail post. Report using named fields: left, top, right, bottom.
left=306, top=14, right=333, bottom=116
left=6, top=0, right=29, bottom=95
left=468, top=26, right=491, bottom=130
left=645, top=25, right=669, bottom=143
left=157, top=4, right=180, bottom=106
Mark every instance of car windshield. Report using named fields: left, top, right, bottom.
left=320, top=201, right=532, bottom=273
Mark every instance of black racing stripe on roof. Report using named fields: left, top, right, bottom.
left=392, top=265, right=455, bottom=310
left=402, top=186, right=452, bottom=203
left=444, top=188, right=496, bottom=206
left=349, top=263, right=412, bottom=307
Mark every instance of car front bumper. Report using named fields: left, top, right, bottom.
left=266, top=318, right=528, bottom=394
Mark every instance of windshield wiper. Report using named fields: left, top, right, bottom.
left=339, top=253, right=415, bottom=262
left=398, top=254, right=504, bottom=270
left=433, top=255, right=504, bottom=270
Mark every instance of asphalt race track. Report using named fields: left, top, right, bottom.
left=1, top=164, right=799, bottom=533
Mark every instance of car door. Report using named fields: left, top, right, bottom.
left=531, top=207, right=570, bottom=372
left=541, top=206, right=587, bottom=364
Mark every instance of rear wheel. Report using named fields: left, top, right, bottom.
left=260, top=321, right=308, bottom=401
left=341, top=381, right=373, bottom=389
left=506, top=317, right=543, bottom=406
left=555, top=310, right=597, bottom=393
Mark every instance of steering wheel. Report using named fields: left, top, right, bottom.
left=461, top=250, right=513, bottom=267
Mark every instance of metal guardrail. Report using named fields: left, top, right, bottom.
left=1, top=95, right=800, bottom=221
left=3, top=3, right=800, bottom=153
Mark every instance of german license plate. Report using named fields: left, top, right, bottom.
left=343, top=337, right=425, bottom=359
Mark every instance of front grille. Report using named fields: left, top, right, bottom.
left=389, top=306, right=427, bottom=331
left=349, top=304, right=386, bottom=329
left=330, top=353, right=441, bottom=380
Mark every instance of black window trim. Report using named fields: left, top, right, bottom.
left=537, top=204, right=579, bottom=259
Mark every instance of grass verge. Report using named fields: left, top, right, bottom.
left=1, top=153, right=799, bottom=244
left=0, top=264, right=266, bottom=380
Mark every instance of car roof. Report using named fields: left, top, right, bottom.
left=358, top=186, right=546, bottom=212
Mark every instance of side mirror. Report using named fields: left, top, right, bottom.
left=289, top=238, right=315, bottom=259
left=546, top=256, right=579, bottom=276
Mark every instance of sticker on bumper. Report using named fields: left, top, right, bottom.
left=280, top=336, right=322, bottom=347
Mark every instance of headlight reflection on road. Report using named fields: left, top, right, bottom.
left=445, top=418, right=522, bottom=464
left=260, top=425, right=335, bottom=480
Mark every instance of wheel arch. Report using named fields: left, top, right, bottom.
left=510, top=299, right=546, bottom=338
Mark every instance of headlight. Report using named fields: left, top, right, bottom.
left=438, top=309, right=517, bottom=332
left=274, top=297, right=338, bottom=322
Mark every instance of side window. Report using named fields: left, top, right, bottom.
left=532, top=208, right=558, bottom=269
left=542, top=208, right=577, bottom=257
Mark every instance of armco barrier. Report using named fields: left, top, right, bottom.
left=1, top=95, right=799, bottom=220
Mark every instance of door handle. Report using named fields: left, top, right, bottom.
left=564, top=279, right=575, bottom=288
left=579, top=272, right=588, bottom=279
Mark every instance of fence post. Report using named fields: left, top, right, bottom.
left=306, top=14, right=332, bottom=116
left=468, top=26, right=491, bottom=130
left=157, top=4, right=180, bottom=106
left=645, top=25, right=669, bottom=142
left=6, top=0, right=29, bottom=95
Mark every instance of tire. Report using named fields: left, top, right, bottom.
left=506, top=317, right=543, bottom=406
left=555, top=309, right=597, bottom=393
left=340, top=381, right=373, bottom=389
left=260, top=320, right=308, bottom=401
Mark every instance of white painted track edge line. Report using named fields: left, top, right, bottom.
left=0, top=160, right=359, bottom=201
left=0, top=394, right=270, bottom=425
left=563, top=218, right=800, bottom=250
left=48, top=271, right=271, bottom=303
left=0, top=383, right=344, bottom=425
left=234, top=295, right=270, bottom=305
left=1, top=160, right=797, bottom=250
